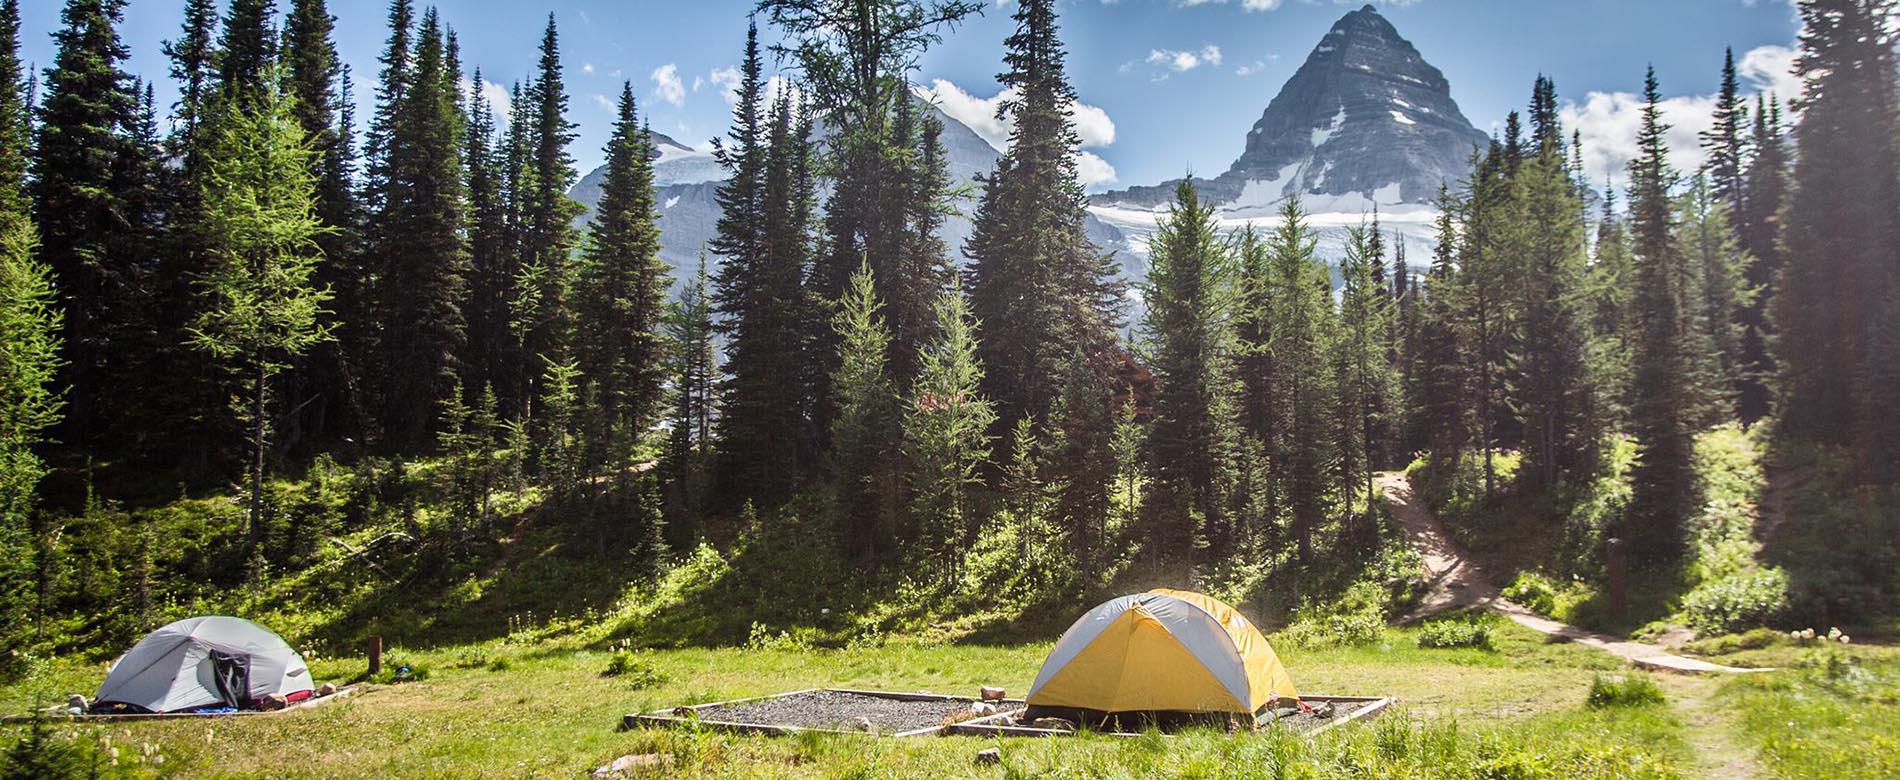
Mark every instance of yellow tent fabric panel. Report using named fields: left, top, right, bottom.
left=1029, top=606, right=1247, bottom=713
left=1149, top=589, right=1300, bottom=708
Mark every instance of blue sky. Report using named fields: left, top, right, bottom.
left=16, top=0, right=1803, bottom=190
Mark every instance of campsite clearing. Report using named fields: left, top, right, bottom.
left=6, top=619, right=1893, bottom=778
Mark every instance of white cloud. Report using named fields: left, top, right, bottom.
left=1562, top=43, right=1797, bottom=192
left=709, top=66, right=743, bottom=105
left=582, top=63, right=596, bottom=75
left=1174, top=0, right=1283, bottom=10
left=1146, top=44, right=1222, bottom=73
left=592, top=93, right=614, bottom=112
left=1738, top=44, right=1800, bottom=100
left=913, top=78, right=1119, bottom=189
left=650, top=63, right=685, bottom=107
left=1235, top=60, right=1268, bottom=77
left=458, top=76, right=511, bottom=119
left=914, top=78, right=1115, bottom=151
left=1076, top=151, right=1118, bottom=188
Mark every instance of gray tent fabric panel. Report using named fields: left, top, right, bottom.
left=94, top=617, right=312, bottom=713
left=1028, top=594, right=1143, bottom=698
left=1138, top=594, right=1252, bottom=709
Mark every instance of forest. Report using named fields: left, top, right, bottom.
left=0, top=0, right=1896, bottom=761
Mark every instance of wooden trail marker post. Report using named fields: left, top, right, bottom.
left=367, top=635, right=383, bottom=678
left=1606, top=538, right=1627, bottom=619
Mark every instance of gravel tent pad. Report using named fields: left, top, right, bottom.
left=625, top=689, right=1024, bottom=737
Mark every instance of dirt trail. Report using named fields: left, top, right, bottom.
left=1668, top=676, right=1764, bottom=780
left=1374, top=472, right=1770, bottom=675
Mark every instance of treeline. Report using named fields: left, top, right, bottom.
left=0, top=0, right=1896, bottom=661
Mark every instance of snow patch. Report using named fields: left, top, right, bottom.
left=663, top=195, right=681, bottom=209
left=1390, top=110, right=1416, bottom=126
left=1311, top=104, right=1346, bottom=148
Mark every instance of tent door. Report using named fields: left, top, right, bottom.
left=210, top=651, right=252, bottom=708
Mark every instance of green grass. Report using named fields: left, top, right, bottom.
left=0, top=619, right=1714, bottom=779
left=1720, top=647, right=1900, bottom=779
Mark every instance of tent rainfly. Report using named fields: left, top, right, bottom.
left=93, top=616, right=314, bottom=713
left=1024, top=589, right=1298, bottom=720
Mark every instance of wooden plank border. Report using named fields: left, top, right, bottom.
left=622, top=688, right=1022, bottom=738
left=940, top=695, right=1393, bottom=739
left=1, top=688, right=358, bottom=725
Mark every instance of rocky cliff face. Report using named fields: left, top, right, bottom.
left=569, top=104, right=1129, bottom=296
left=1095, top=4, right=1486, bottom=214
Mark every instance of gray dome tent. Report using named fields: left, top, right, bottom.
left=94, top=617, right=313, bottom=713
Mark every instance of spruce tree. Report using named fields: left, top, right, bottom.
left=903, top=285, right=996, bottom=581
left=1335, top=220, right=1398, bottom=511
left=33, top=0, right=142, bottom=450
left=0, top=0, right=23, bottom=213
left=572, top=84, right=670, bottom=467
left=965, top=0, right=1120, bottom=430
left=215, top=0, right=277, bottom=102
left=1699, top=48, right=1748, bottom=218
left=518, top=15, right=583, bottom=371
left=1140, top=181, right=1238, bottom=574
left=464, top=66, right=512, bottom=400
left=829, top=261, right=901, bottom=568
left=1509, top=142, right=1600, bottom=491
left=662, top=255, right=715, bottom=545
left=1773, top=0, right=1900, bottom=474
left=1735, top=95, right=1788, bottom=423
left=1261, top=196, right=1337, bottom=565
left=1407, top=187, right=1470, bottom=468
left=161, top=0, right=217, bottom=154
left=188, top=76, right=334, bottom=550
left=1675, top=174, right=1752, bottom=425
left=367, top=10, right=468, bottom=451
left=1624, top=67, right=1697, bottom=562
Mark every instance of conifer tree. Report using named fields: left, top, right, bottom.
left=162, top=0, right=217, bottom=154
left=1335, top=221, right=1398, bottom=510
left=662, top=255, right=716, bottom=544
left=0, top=20, right=59, bottom=659
left=1699, top=48, right=1748, bottom=217
left=1589, top=183, right=1635, bottom=425
left=215, top=0, right=277, bottom=102
left=1509, top=142, right=1600, bottom=491
left=1456, top=142, right=1518, bottom=499
left=965, top=0, right=1120, bottom=430
left=1773, top=0, right=1900, bottom=474
left=1735, top=95, right=1787, bottom=423
left=1675, top=174, right=1752, bottom=424
left=33, top=0, right=143, bottom=450
left=573, top=84, right=670, bottom=467
left=518, top=15, right=583, bottom=370
left=1624, top=67, right=1697, bottom=561
left=1261, top=196, right=1336, bottom=565
left=367, top=10, right=468, bottom=451
left=829, top=261, right=901, bottom=568
left=1407, top=187, right=1470, bottom=467
left=903, top=285, right=996, bottom=580
left=188, top=77, right=334, bottom=550
left=464, top=66, right=512, bottom=400
left=1140, top=181, right=1238, bottom=573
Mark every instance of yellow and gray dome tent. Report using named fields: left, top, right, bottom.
left=1025, top=589, right=1298, bottom=718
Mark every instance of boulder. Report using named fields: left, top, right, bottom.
left=592, top=754, right=671, bottom=778
left=1029, top=717, right=1076, bottom=732
left=979, top=686, right=1006, bottom=701
left=974, top=748, right=1001, bottom=766
left=317, top=683, right=338, bottom=697
left=256, top=694, right=287, bottom=711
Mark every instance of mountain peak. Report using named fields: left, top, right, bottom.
left=1093, top=3, right=1484, bottom=214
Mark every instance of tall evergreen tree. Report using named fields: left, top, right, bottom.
left=903, top=284, right=996, bottom=581
left=1509, top=141, right=1600, bottom=491
left=829, top=261, right=901, bottom=567
left=1624, top=67, right=1698, bottom=561
left=0, top=0, right=24, bottom=212
left=572, top=84, right=670, bottom=467
left=188, top=77, right=333, bottom=551
left=965, top=0, right=1120, bottom=431
left=1676, top=174, right=1752, bottom=425
left=366, top=10, right=468, bottom=451
left=1407, top=187, right=1470, bottom=468
left=518, top=15, right=583, bottom=372
left=1699, top=48, right=1749, bottom=217
left=662, top=254, right=716, bottom=544
left=161, top=0, right=217, bottom=154
left=1140, top=181, right=1239, bottom=574
left=1261, top=196, right=1337, bottom=565
left=33, top=0, right=143, bottom=450
left=1335, top=221, right=1398, bottom=511
left=463, top=66, right=511, bottom=399
left=1773, top=0, right=1900, bottom=475
left=215, top=0, right=277, bottom=102
left=1735, top=95, right=1788, bottom=423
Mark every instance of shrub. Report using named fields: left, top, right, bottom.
left=745, top=622, right=816, bottom=652
left=1586, top=674, right=1665, bottom=708
left=1417, top=618, right=1494, bottom=650
left=1683, top=627, right=1785, bottom=656
left=602, top=650, right=665, bottom=689
left=1502, top=571, right=1559, bottom=615
left=1680, top=568, right=1790, bottom=636
left=370, top=656, right=431, bottom=684
left=1281, top=583, right=1389, bottom=649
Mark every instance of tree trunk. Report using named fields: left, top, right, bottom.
left=249, top=359, right=268, bottom=554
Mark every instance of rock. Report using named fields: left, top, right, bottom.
left=1093, top=4, right=1487, bottom=213
left=979, top=686, right=1006, bottom=701
left=592, top=753, right=671, bottom=778
left=256, top=694, right=287, bottom=712
left=317, top=683, right=338, bottom=697
left=974, top=748, right=1001, bottom=766
left=855, top=717, right=875, bottom=733
left=971, top=701, right=997, bottom=716
left=1030, top=717, right=1076, bottom=732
